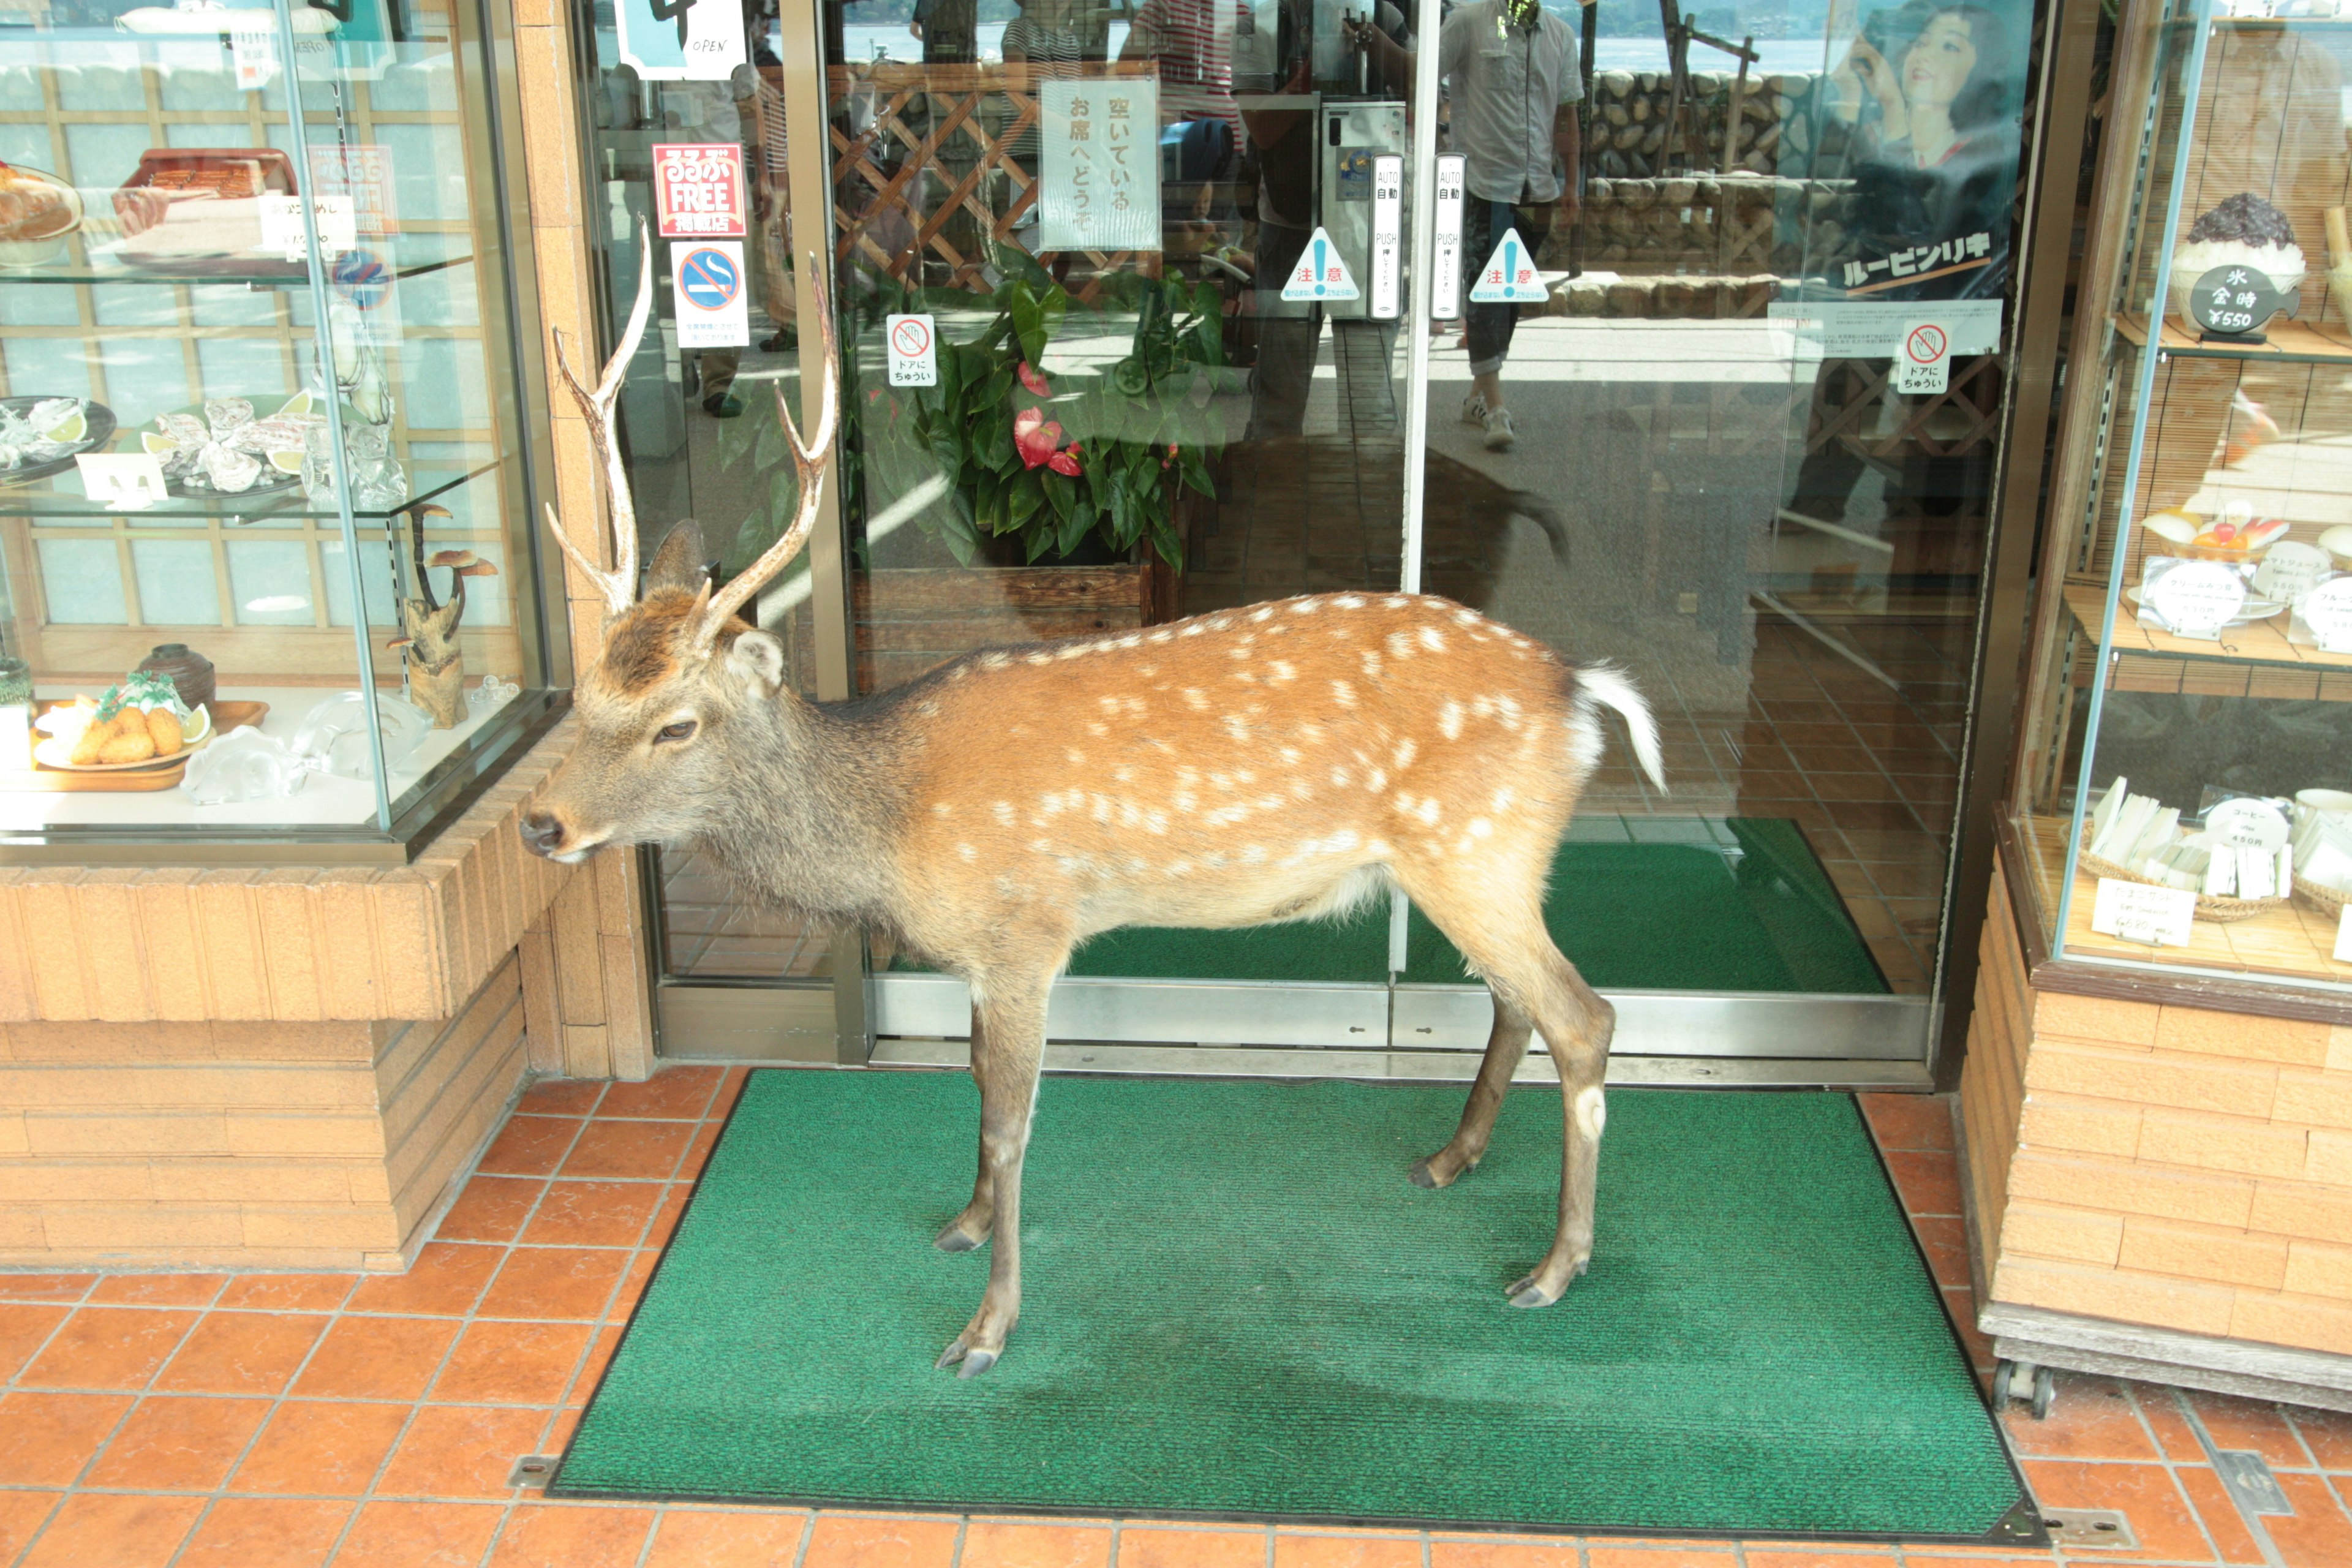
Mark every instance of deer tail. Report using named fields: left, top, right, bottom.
left=1574, top=665, right=1667, bottom=794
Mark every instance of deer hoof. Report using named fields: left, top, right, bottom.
left=934, top=1219, right=985, bottom=1252
left=1409, top=1156, right=1441, bottom=1189
left=1506, top=1274, right=1558, bottom=1309
left=957, top=1351, right=997, bottom=1379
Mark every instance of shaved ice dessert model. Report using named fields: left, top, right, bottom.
left=2168, top=192, right=2305, bottom=328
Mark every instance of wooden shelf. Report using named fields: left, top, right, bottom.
left=2114, top=312, right=2352, bottom=365
left=2063, top=582, right=2352, bottom=698
left=2026, top=814, right=2352, bottom=988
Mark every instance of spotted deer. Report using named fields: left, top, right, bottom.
left=520, top=238, right=1667, bottom=1378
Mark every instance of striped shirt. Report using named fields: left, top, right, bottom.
left=1118, top=0, right=1246, bottom=126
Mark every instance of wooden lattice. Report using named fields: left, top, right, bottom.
left=1806, top=353, right=2004, bottom=462
left=823, top=62, right=1162, bottom=301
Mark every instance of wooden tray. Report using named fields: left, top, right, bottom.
left=0, top=699, right=268, bottom=793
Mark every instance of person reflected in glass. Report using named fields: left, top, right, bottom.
left=1349, top=0, right=1581, bottom=451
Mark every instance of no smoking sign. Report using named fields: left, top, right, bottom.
left=1894, top=320, right=1951, bottom=394
left=886, top=313, right=937, bottom=387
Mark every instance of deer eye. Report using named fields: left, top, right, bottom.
left=655, top=719, right=698, bottom=745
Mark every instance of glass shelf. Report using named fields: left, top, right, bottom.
left=1, top=236, right=474, bottom=290
left=2114, top=312, right=2352, bottom=365
left=0, top=458, right=505, bottom=523
left=2063, top=582, right=2352, bottom=692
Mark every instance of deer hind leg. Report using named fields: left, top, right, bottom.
left=1411, top=996, right=1534, bottom=1190
left=936, top=1000, right=997, bottom=1253
left=934, top=971, right=1050, bottom=1379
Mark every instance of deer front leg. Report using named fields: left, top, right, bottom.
left=936, top=1001, right=995, bottom=1252
left=1412, top=997, right=1534, bottom=1189
left=935, top=978, right=1048, bottom=1378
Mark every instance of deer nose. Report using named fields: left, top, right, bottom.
left=519, top=811, right=568, bottom=858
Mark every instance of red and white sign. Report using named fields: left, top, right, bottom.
left=1894, top=320, right=1951, bottom=394
left=308, top=145, right=398, bottom=236
left=886, top=314, right=937, bottom=387
left=652, top=144, right=746, bottom=239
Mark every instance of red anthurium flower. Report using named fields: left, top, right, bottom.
left=1013, top=407, right=1065, bottom=470
left=1047, top=442, right=1083, bottom=477
left=1017, top=361, right=1052, bottom=397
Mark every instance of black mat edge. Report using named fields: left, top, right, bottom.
left=547, top=1071, right=2045, bottom=1549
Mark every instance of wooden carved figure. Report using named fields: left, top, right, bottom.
left=391, top=501, right=499, bottom=728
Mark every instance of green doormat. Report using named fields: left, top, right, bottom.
left=913, top=817, right=1885, bottom=993
left=554, top=1074, right=2024, bottom=1540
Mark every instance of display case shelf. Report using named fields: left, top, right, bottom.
left=2114, top=312, right=2352, bottom=364
left=2062, top=582, right=2352, bottom=692
left=0, top=458, right=503, bottom=524
left=2, top=246, right=477, bottom=291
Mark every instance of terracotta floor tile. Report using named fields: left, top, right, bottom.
left=521, top=1181, right=663, bottom=1248
left=1902, top=1558, right=2063, bottom=1566
left=478, top=1246, right=629, bottom=1321
left=1740, top=1555, right=1900, bottom=1568
left=2136, top=1387, right=2211, bottom=1462
left=0, top=1390, right=132, bottom=1485
left=437, top=1176, right=548, bottom=1244
left=431, top=1319, right=594, bottom=1405
left=2019, top=1460, right=2215, bottom=1563
left=0, top=1301, right=67, bottom=1381
left=643, top=1509, right=810, bottom=1567
left=1583, top=1548, right=1739, bottom=1567
left=610, top=1250, right=658, bottom=1316
left=345, top=1243, right=504, bottom=1317
left=87, top=1274, right=227, bottom=1308
left=1909, top=1214, right=1973, bottom=1289
left=801, top=1514, right=962, bottom=1568
left=154, top=1311, right=328, bottom=1396
left=332, top=1501, right=504, bottom=1568
left=1272, top=1536, right=1420, bottom=1568
left=377, top=1404, right=549, bottom=1498
left=2175, top=1465, right=2266, bottom=1566
left=0, top=1276, right=92, bottom=1303
left=486, top=1502, right=657, bottom=1568
left=1431, top=1542, right=1585, bottom=1567
left=2000, top=1375, right=2162, bottom=1461
left=959, top=1520, right=1112, bottom=1568
left=560, top=1120, right=695, bottom=1181
left=18, top=1306, right=198, bottom=1390
left=175, top=1498, right=353, bottom=1568
left=0, top=1491, right=59, bottom=1563
left=2182, top=1389, right=2312, bottom=1468
left=717, top=1065, right=752, bottom=1113
left=682, top=1119, right=722, bottom=1173
left=517, top=1077, right=605, bottom=1117
left=215, top=1275, right=355, bottom=1313
left=2266, top=1471, right=2352, bottom=1568
left=1882, top=1149, right=1964, bottom=1216
left=2292, top=1405, right=2352, bottom=1470
left=596, top=1066, right=722, bottom=1120
left=477, top=1115, right=583, bottom=1178
left=232, top=1400, right=410, bottom=1495
left=1859, top=1091, right=1955, bottom=1152
left=1118, top=1528, right=1272, bottom=1568
left=568, top=1323, right=623, bottom=1402
left=86, top=1394, right=273, bottom=1490
left=18, top=1492, right=203, bottom=1568
left=292, top=1315, right=461, bottom=1402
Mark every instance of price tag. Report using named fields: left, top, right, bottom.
left=260, top=194, right=356, bottom=261
left=2188, top=264, right=2285, bottom=339
left=2145, top=559, right=2247, bottom=639
left=229, top=24, right=277, bottom=90
left=1894, top=321, right=1951, bottom=394
left=2254, top=540, right=2331, bottom=604
left=2092, top=877, right=2198, bottom=948
left=74, top=452, right=167, bottom=511
left=2337, top=905, right=2352, bottom=963
left=651, top=143, right=745, bottom=239
left=885, top=313, right=937, bottom=387
left=2204, top=797, right=2291, bottom=850
left=2299, top=578, right=2352, bottom=653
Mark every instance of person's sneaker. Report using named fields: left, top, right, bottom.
left=1481, top=404, right=1517, bottom=451
left=703, top=391, right=742, bottom=419
left=1461, top=390, right=1490, bottom=425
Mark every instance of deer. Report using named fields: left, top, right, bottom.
left=519, top=232, right=1667, bottom=1378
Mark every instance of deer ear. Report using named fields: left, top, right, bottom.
left=725, top=629, right=785, bottom=695
left=644, top=519, right=710, bottom=596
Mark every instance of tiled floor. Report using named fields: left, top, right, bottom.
left=9, top=1063, right=2352, bottom=1566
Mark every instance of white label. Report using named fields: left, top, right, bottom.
left=1468, top=227, right=1547, bottom=303
left=1431, top=154, right=1464, bottom=321
left=1894, top=320, right=1951, bottom=394
left=74, top=452, right=167, bottom=511
left=2253, top=540, right=2331, bottom=605
left=2299, top=578, right=2352, bottom=653
left=1368, top=155, right=1402, bottom=321
left=671, top=240, right=748, bottom=349
left=2092, top=877, right=2198, bottom=948
left=229, top=24, right=276, bottom=90
left=617, top=0, right=746, bottom=81
left=2205, top=797, right=2291, bottom=851
left=1038, top=79, right=1161, bottom=255
left=886, top=313, right=938, bottom=387
left=1281, top=225, right=1359, bottom=302
left=260, top=194, right=356, bottom=262
left=2145, top=559, right=2248, bottom=639
left=1766, top=298, right=2004, bottom=358
left=2337, top=905, right=2352, bottom=963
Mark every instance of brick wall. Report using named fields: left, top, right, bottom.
left=1963, top=850, right=2352, bottom=1357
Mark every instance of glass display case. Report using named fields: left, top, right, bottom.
left=2014, top=0, right=2352, bottom=994
left=0, top=0, right=561, bottom=859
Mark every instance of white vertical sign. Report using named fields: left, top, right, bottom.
left=1038, top=79, right=1161, bottom=254
left=617, top=0, right=746, bottom=81
left=886, top=314, right=938, bottom=386
left=229, top=22, right=277, bottom=89
left=672, top=241, right=748, bottom=349
left=1431, top=154, right=1464, bottom=321
left=1370, top=154, right=1402, bottom=320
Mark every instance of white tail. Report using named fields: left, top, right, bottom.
left=1575, top=665, right=1667, bottom=793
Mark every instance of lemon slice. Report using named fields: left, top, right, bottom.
left=36, top=408, right=86, bottom=444
left=140, top=431, right=174, bottom=456
left=268, top=448, right=304, bottom=475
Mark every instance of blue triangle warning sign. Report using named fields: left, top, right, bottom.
left=1280, top=227, right=1359, bottom=302
left=1468, top=227, right=1548, bottom=303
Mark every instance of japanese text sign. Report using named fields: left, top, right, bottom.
left=1038, top=79, right=1161, bottom=254
left=653, top=145, right=747, bottom=239
left=307, top=145, right=398, bottom=238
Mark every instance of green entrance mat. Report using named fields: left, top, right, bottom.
left=553, top=1074, right=2024, bottom=1540
left=932, top=817, right=1886, bottom=993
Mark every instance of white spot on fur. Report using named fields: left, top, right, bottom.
left=1335, top=595, right=1366, bottom=609
left=1453, top=609, right=1479, bottom=627
left=1469, top=818, right=1493, bottom=838
left=1270, top=661, right=1297, bottom=684
left=1330, top=680, right=1356, bottom=707
left=993, top=801, right=1014, bottom=825
left=1183, top=688, right=1209, bottom=710
left=1291, top=598, right=1319, bottom=614
left=1368, top=768, right=1387, bottom=791
left=1242, top=844, right=1267, bottom=864
left=957, top=843, right=977, bottom=861
left=1117, top=633, right=1142, bottom=648
left=1384, top=595, right=1408, bottom=608
left=1251, top=606, right=1273, bottom=622
left=1439, top=701, right=1464, bottom=741
left=1182, top=624, right=1205, bottom=638
left=1360, top=650, right=1383, bottom=677
left=1148, top=629, right=1174, bottom=644
left=1330, top=767, right=1352, bottom=786
left=1224, top=715, right=1251, bottom=741
left=1025, top=652, right=1052, bottom=665
left=1419, top=626, right=1446, bottom=654
left=1415, top=797, right=1441, bottom=825
left=932, top=802, right=953, bottom=818
left=981, top=652, right=1009, bottom=669
left=1386, top=632, right=1413, bottom=660
left=1393, top=738, right=1417, bottom=768
left=1575, top=1087, right=1607, bottom=1140
left=1065, top=749, right=1085, bottom=764
left=1491, top=788, right=1515, bottom=813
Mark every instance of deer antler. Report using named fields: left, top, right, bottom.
left=687, top=252, right=839, bottom=655
left=541, top=221, right=657, bottom=619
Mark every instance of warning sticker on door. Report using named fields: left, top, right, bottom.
left=1894, top=320, right=1951, bottom=394
left=1468, top=227, right=1548, bottom=303
left=1280, top=227, right=1359, bottom=303
left=672, top=241, right=748, bottom=349
left=886, top=313, right=938, bottom=387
